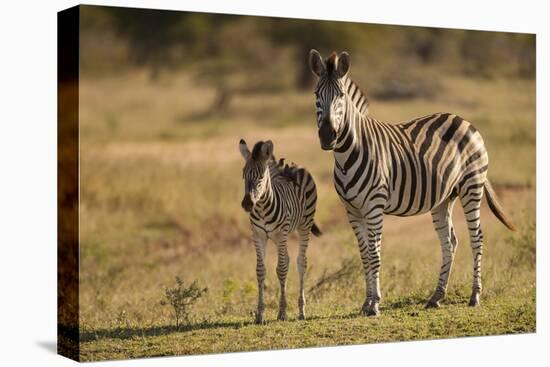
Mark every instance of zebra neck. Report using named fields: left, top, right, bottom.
left=255, top=176, right=275, bottom=214
left=333, top=101, right=382, bottom=174
left=333, top=76, right=374, bottom=151
left=335, top=95, right=377, bottom=149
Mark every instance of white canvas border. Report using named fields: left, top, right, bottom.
left=0, top=1, right=546, bottom=366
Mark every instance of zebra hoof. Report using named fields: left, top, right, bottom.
left=468, top=294, right=480, bottom=307
left=366, top=308, right=379, bottom=317
left=254, top=313, right=264, bottom=325
left=298, top=313, right=306, bottom=320
left=362, top=303, right=379, bottom=317
left=360, top=299, right=371, bottom=315
left=277, top=312, right=288, bottom=321
left=425, top=300, right=440, bottom=309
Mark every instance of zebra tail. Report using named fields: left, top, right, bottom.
left=311, top=222, right=322, bottom=237
left=484, top=180, right=517, bottom=232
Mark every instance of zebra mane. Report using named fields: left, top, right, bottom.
left=345, top=76, right=370, bottom=116
left=249, top=141, right=294, bottom=182
left=251, top=141, right=266, bottom=160
left=269, top=157, right=299, bottom=184
left=326, top=52, right=338, bottom=76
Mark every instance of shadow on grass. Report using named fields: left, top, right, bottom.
left=80, top=320, right=250, bottom=343
left=80, top=295, right=448, bottom=343
left=382, top=294, right=428, bottom=310
left=79, top=312, right=364, bottom=343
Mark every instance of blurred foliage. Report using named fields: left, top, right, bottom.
left=79, top=5, right=535, bottom=111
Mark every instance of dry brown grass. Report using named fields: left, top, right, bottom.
left=77, top=69, right=535, bottom=361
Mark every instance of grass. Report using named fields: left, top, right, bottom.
left=77, top=69, right=536, bottom=361
left=80, top=292, right=535, bottom=361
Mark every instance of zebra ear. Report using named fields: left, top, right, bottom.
left=336, top=51, right=350, bottom=78
left=239, top=139, right=250, bottom=160
left=309, top=49, right=326, bottom=77
left=261, top=140, right=274, bottom=161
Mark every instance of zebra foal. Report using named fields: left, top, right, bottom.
left=308, top=49, right=516, bottom=316
left=239, top=139, right=321, bottom=324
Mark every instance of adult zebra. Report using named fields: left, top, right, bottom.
left=239, top=139, right=321, bottom=323
left=308, top=50, right=516, bottom=316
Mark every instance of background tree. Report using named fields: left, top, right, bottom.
left=79, top=5, right=535, bottom=110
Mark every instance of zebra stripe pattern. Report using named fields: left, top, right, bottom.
left=309, top=50, right=516, bottom=316
left=239, top=139, right=321, bottom=323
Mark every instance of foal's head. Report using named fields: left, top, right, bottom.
left=238, top=139, right=274, bottom=212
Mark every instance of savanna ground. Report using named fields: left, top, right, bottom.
left=78, top=69, right=535, bottom=361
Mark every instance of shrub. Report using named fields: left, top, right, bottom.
left=160, top=276, right=208, bottom=328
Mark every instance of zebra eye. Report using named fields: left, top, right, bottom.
left=339, top=92, right=344, bottom=98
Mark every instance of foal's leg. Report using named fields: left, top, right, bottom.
left=274, top=232, right=290, bottom=321
left=427, top=198, right=458, bottom=308
left=253, top=230, right=268, bottom=324
left=297, top=226, right=310, bottom=320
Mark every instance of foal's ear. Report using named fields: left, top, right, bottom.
left=309, top=49, right=326, bottom=77
left=260, top=140, right=274, bottom=161
left=239, top=138, right=250, bottom=160
left=336, top=51, right=350, bottom=78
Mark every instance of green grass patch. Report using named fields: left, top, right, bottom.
left=80, top=290, right=535, bottom=361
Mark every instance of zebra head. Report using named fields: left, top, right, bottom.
left=309, top=49, right=351, bottom=151
left=239, top=139, right=274, bottom=212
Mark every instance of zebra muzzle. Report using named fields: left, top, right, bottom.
left=241, top=194, right=253, bottom=212
left=319, top=123, right=336, bottom=150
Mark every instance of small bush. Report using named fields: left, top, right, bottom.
left=160, top=276, right=208, bottom=328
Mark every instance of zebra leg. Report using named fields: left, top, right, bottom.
left=426, top=198, right=458, bottom=308
left=253, top=230, right=268, bottom=324
left=274, top=234, right=290, bottom=321
left=347, top=212, right=372, bottom=315
left=297, top=227, right=310, bottom=320
left=365, top=210, right=384, bottom=316
left=460, top=189, right=484, bottom=307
